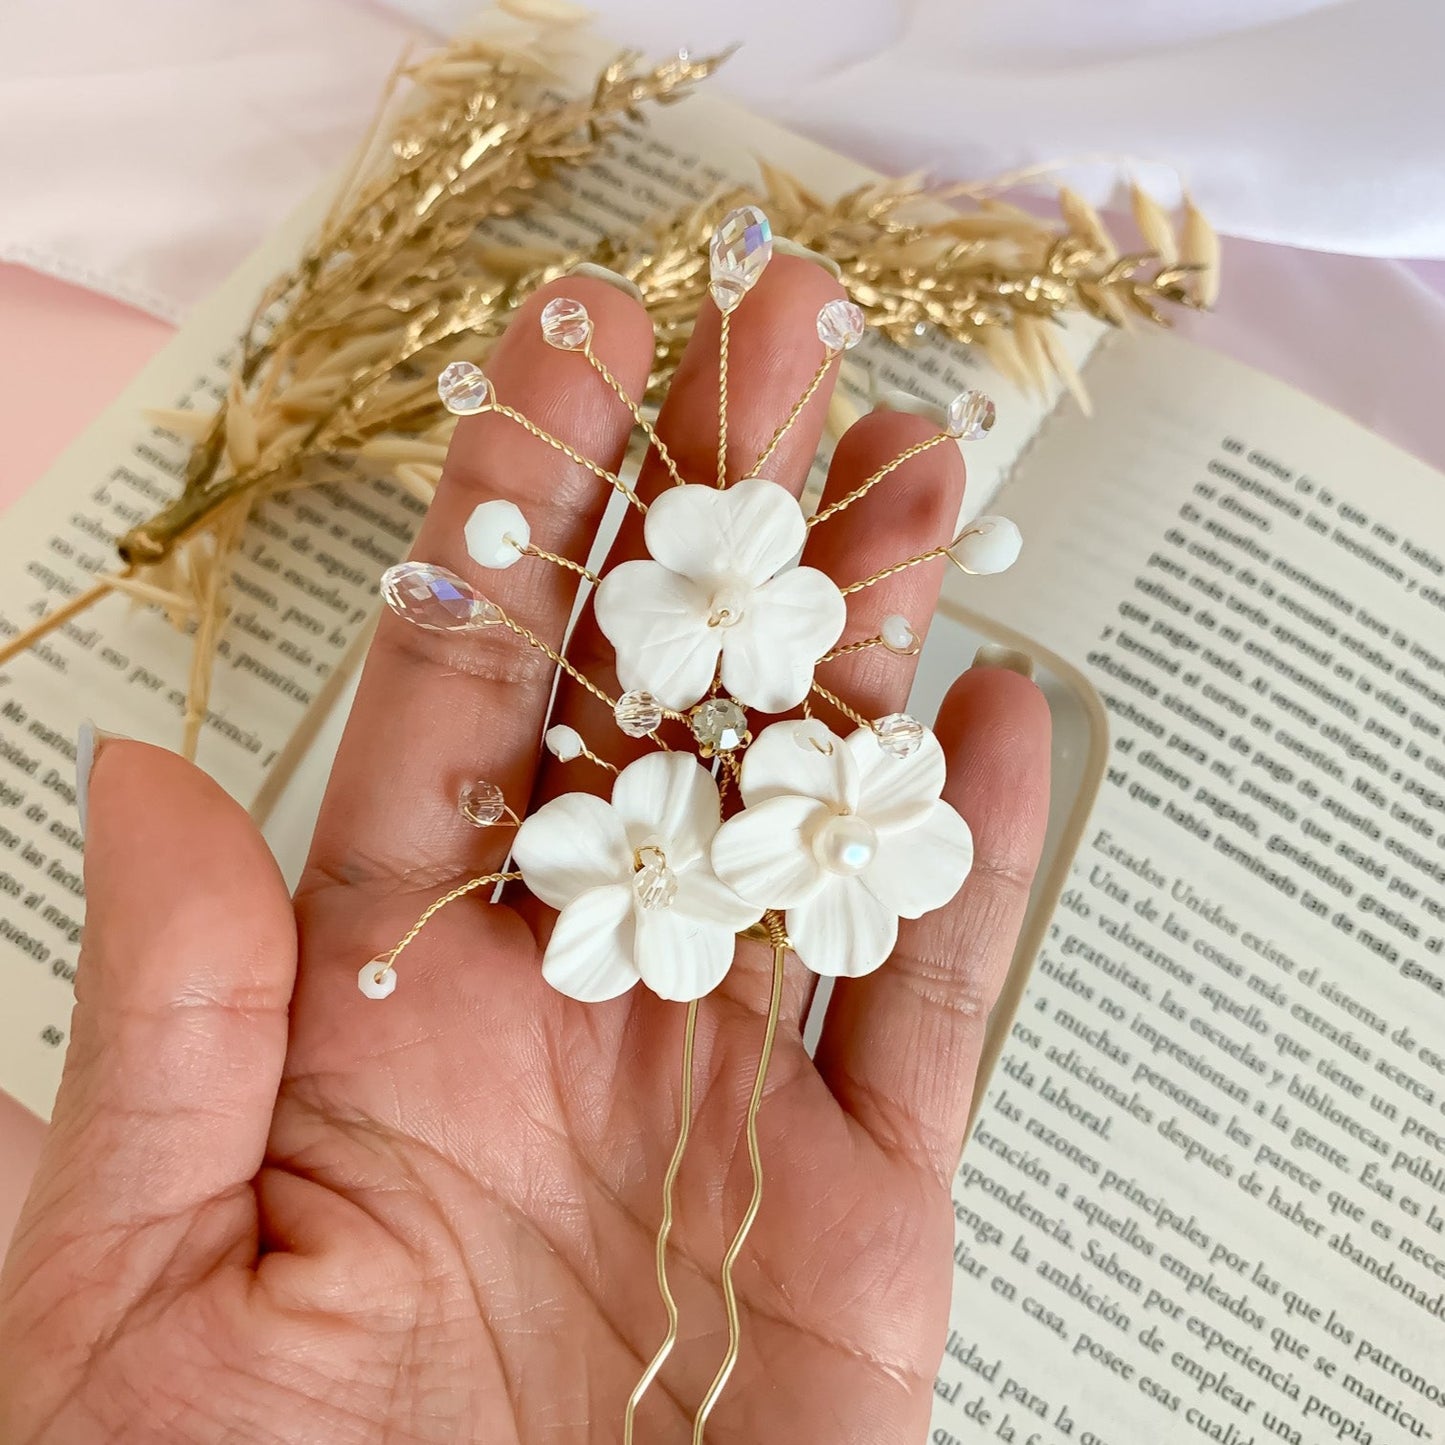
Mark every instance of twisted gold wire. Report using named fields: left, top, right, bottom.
left=624, top=999, right=701, bottom=1444
left=691, top=927, right=788, bottom=1444
left=748, top=353, right=835, bottom=478
left=839, top=541, right=953, bottom=596
left=490, top=402, right=646, bottom=512
left=809, top=679, right=871, bottom=730
left=715, top=310, right=732, bottom=487
left=519, top=542, right=600, bottom=586
left=497, top=613, right=618, bottom=712
left=818, top=634, right=884, bottom=664
left=586, top=349, right=687, bottom=488
left=807, top=431, right=950, bottom=529
left=373, top=870, right=520, bottom=982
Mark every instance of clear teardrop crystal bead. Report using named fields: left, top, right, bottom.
left=709, top=205, right=773, bottom=313
left=380, top=562, right=502, bottom=632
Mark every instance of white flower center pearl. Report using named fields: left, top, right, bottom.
left=812, top=812, right=878, bottom=876
left=707, top=580, right=749, bottom=628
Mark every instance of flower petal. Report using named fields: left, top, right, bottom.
left=514, top=791, right=631, bottom=910
left=711, top=794, right=830, bottom=909
left=719, top=567, right=847, bottom=712
left=611, top=751, right=720, bottom=870
left=542, top=885, right=639, bottom=1002
left=739, top=718, right=858, bottom=812
left=674, top=862, right=766, bottom=933
left=787, top=875, right=898, bottom=978
left=845, top=723, right=947, bottom=833
left=594, top=558, right=720, bottom=709
left=644, top=478, right=806, bottom=587
left=862, top=799, right=974, bottom=919
left=635, top=910, right=739, bottom=1002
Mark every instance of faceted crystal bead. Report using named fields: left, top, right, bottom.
left=816, top=298, right=865, bottom=352
left=458, top=779, right=506, bottom=827
left=614, top=690, right=664, bottom=738
left=709, top=205, right=773, bottom=313
left=438, top=360, right=492, bottom=415
left=691, top=697, right=750, bottom=754
left=633, top=850, right=679, bottom=912
left=381, top=562, right=502, bottom=632
left=880, top=614, right=920, bottom=655
left=950, top=516, right=1023, bottom=575
left=545, top=724, right=585, bottom=762
left=945, top=389, right=997, bottom=441
left=874, top=712, right=925, bottom=759
left=358, top=958, right=397, bottom=999
left=540, top=296, right=592, bottom=351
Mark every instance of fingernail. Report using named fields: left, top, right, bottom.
left=772, top=237, right=843, bottom=279
left=971, top=643, right=1035, bottom=680
left=566, top=262, right=644, bottom=302
left=876, top=389, right=948, bottom=428
left=75, top=721, right=122, bottom=838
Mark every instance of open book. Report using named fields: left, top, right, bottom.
left=4, top=49, right=1444, bottom=1445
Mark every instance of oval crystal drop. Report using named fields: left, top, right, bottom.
left=709, top=205, right=773, bottom=312
left=380, top=562, right=502, bottom=632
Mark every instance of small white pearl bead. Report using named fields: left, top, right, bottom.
left=793, top=718, right=837, bottom=754
left=358, top=959, right=397, bottom=999
left=812, top=813, right=878, bottom=876
left=464, top=499, right=529, bottom=569
left=880, top=614, right=919, bottom=654
left=545, top=724, right=585, bottom=762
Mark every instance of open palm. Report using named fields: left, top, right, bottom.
left=0, top=259, right=1050, bottom=1444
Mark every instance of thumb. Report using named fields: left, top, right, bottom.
left=2, top=734, right=296, bottom=1307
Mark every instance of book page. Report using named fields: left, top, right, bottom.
left=939, top=333, right=1445, bottom=1444
left=0, top=62, right=1097, bottom=1119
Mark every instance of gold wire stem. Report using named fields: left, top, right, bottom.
left=624, top=999, right=701, bottom=1445
left=691, top=927, right=788, bottom=1444
left=578, top=744, right=620, bottom=776
left=586, top=348, right=686, bottom=489
left=749, top=353, right=835, bottom=478
left=375, top=870, right=521, bottom=979
left=807, top=431, right=951, bottom=529
left=715, top=310, right=732, bottom=487
left=839, top=540, right=954, bottom=596
left=105, top=575, right=197, bottom=614
left=490, top=402, right=646, bottom=513
left=818, top=634, right=885, bottom=665
left=497, top=613, right=619, bottom=713
left=809, top=679, right=872, bottom=730
left=518, top=542, right=600, bottom=586
left=0, top=573, right=134, bottom=668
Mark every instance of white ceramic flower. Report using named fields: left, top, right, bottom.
left=710, top=720, right=973, bottom=977
left=593, top=478, right=847, bottom=713
left=513, top=751, right=763, bottom=1002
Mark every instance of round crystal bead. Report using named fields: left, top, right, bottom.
left=633, top=848, right=679, bottom=912
left=437, top=360, right=492, bottom=415
left=880, top=614, right=920, bottom=655
left=950, top=516, right=1023, bottom=575
left=358, top=958, right=397, bottom=999
left=614, top=690, right=664, bottom=738
left=381, top=562, right=502, bottom=632
left=816, top=298, right=865, bottom=352
left=458, top=779, right=506, bottom=827
left=945, top=389, right=997, bottom=441
left=540, top=296, right=592, bottom=351
left=709, top=205, right=773, bottom=313
left=874, top=712, right=925, bottom=759
left=690, top=698, right=749, bottom=755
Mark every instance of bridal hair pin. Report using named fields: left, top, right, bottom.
left=368, top=204, right=1019, bottom=1437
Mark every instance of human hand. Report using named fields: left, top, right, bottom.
left=0, top=257, right=1050, bottom=1444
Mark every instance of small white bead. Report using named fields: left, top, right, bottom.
left=880, top=614, right=919, bottom=654
left=545, top=724, right=585, bottom=762
left=951, top=516, right=1023, bottom=576
left=358, top=959, right=397, bottom=999
left=465, top=500, right=529, bottom=570
left=793, top=717, right=837, bottom=754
